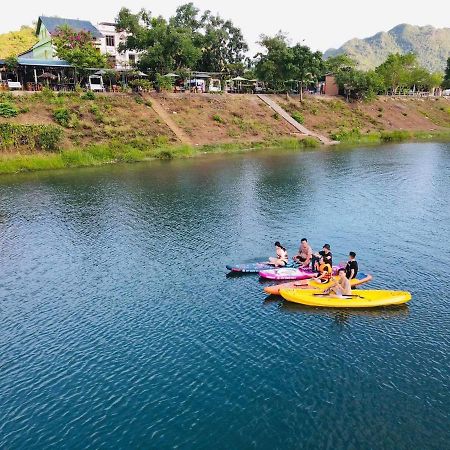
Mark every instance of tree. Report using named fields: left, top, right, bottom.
left=0, top=25, right=37, bottom=58
left=375, top=53, right=417, bottom=94
left=324, top=54, right=356, bottom=73
left=335, top=68, right=384, bottom=101
left=198, top=10, right=248, bottom=72
left=290, top=44, right=324, bottom=101
left=443, top=57, right=450, bottom=89
left=53, top=25, right=107, bottom=73
left=254, top=33, right=292, bottom=91
left=116, top=4, right=248, bottom=77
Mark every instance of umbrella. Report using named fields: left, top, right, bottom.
left=38, top=72, right=57, bottom=80
left=164, top=73, right=178, bottom=78
left=94, top=69, right=107, bottom=75
left=231, top=76, right=248, bottom=81
left=136, top=71, right=149, bottom=77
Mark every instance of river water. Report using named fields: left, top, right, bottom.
left=0, top=142, right=449, bottom=449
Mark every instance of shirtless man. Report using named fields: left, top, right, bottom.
left=325, top=268, right=352, bottom=297
left=293, top=238, right=312, bottom=267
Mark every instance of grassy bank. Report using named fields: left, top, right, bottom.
left=331, top=128, right=450, bottom=145
left=0, top=137, right=320, bottom=175
left=1, top=91, right=449, bottom=175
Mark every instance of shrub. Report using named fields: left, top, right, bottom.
left=129, top=79, right=152, bottom=92
left=300, top=137, right=320, bottom=148
left=89, top=104, right=104, bottom=123
left=81, top=91, right=95, bottom=100
left=213, top=114, right=225, bottom=124
left=155, top=73, right=174, bottom=92
left=380, top=130, right=411, bottom=142
left=156, top=149, right=174, bottom=160
left=53, top=108, right=72, bottom=127
left=291, top=111, right=304, bottom=124
left=0, top=102, right=19, bottom=118
left=272, top=113, right=280, bottom=120
left=331, top=128, right=362, bottom=142
left=0, top=124, right=63, bottom=151
left=151, top=135, right=169, bottom=147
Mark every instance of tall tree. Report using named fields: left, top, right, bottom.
left=444, top=57, right=450, bottom=89
left=53, top=25, right=107, bottom=70
left=324, top=54, right=356, bottom=73
left=290, top=44, right=324, bottom=101
left=375, top=53, right=417, bottom=94
left=116, top=4, right=248, bottom=76
left=254, top=33, right=292, bottom=91
left=198, top=10, right=248, bottom=72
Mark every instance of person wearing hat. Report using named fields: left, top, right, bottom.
left=312, top=244, right=333, bottom=272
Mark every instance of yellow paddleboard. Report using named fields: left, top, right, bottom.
left=263, top=274, right=372, bottom=295
left=279, top=288, right=411, bottom=308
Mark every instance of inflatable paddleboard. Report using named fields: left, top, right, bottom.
left=259, top=265, right=342, bottom=281
left=279, top=288, right=411, bottom=308
left=226, top=262, right=295, bottom=273
left=259, top=267, right=316, bottom=280
left=263, top=273, right=372, bottom=295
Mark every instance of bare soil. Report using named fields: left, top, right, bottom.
left=275, top=94, right=450, bottom=137
left=146, top=92, right=299, bottom=145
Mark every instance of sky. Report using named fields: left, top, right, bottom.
left=1, top=0, right=449, bottom=54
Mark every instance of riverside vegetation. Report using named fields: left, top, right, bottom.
left=0, top=89, right=449, bottom=174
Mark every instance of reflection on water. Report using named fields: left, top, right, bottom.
left=279, top=300, right=410, bottom=320
left=0, top=142, right=449, bottom=450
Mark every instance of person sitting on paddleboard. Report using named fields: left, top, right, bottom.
left=312, top=244, right=332, bottom=271
left=345, top=251, right=358, bottom=279
left=314, top=257, right=332, bottom=283
left=268, top=241, right=288, bottom=267
left=324, top=268, right=352, bottom=297
left=293, top=238, right=312, bottom=267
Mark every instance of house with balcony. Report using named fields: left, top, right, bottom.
left=96, top=22, right=138, bottom=70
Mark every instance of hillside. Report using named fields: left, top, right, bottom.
left=0, top=26, right=37, bottom=58
left=324, top=24, right=450, bottom=72
left=0, top=91, right=449, bottom=174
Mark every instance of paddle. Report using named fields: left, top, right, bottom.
left=313, top=293, right=364, bottom=299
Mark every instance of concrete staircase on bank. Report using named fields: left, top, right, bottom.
left=257, top=94, right=338, bottom=145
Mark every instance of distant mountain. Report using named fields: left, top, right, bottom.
left=324, top=24, right=450, bottom=72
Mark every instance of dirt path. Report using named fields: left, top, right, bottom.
left=148, top=96, right=194, bottom=146
left=257, top=94, right=338, bottom=145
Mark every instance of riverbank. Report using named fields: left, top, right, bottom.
left=0, top=91, right=449, bottom=174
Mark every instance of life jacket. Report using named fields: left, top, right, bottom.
left=319, top=263, right=332, bottom=281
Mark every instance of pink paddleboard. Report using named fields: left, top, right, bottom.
left=259, top=267, right=316, bottom=280
left=259, top=265, right=343, bottom=280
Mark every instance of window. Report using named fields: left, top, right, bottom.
left=128, top=54, right=136, bottom=64
left=106, top=35, right=115, bottom=47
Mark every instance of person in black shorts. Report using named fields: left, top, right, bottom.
left=345, top=251, right=358, bottom=279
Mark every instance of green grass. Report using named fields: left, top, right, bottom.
left=333, top=128, right=450, bottom=146
left=0, top=136, right=323, bottom=175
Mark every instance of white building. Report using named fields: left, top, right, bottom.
left=96, top=22, right=138, bottom=70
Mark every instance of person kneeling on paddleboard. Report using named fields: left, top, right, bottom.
left=267, top=241, right=288, bottom=267
left=324, top=268, right=352, bottom=297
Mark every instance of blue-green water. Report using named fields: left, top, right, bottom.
left=0, top=143, right=449, bottom=449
